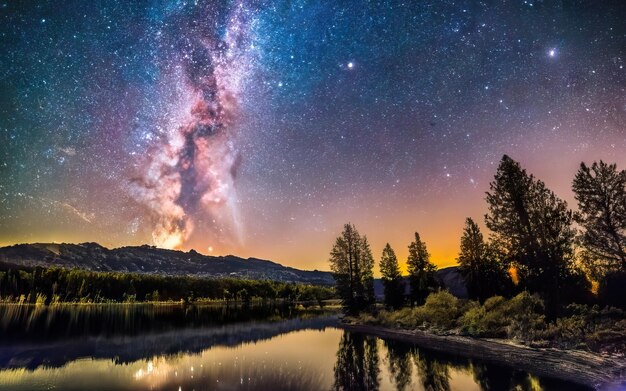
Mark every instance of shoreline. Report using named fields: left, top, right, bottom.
left=339, top=322, right=626, bottom=390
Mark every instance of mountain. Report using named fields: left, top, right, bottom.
left=0, top=242, right=335, bottom=285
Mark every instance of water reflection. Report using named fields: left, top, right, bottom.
left=333, top=332, right=380, bottom=390
left=0, top=305, right=593, bottom=391
left=0, top=303, right=319, bottom=343
left=332, top=330, right=591, bottom=391
left=385, top=339, right=413, bottom=391
left=0, top=303, right=337, bottom=370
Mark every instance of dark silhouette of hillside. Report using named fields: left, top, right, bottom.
left=0, top=242, right=334, bottom=285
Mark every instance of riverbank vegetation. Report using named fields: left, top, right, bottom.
left=355, top=291, right=626, bottom=353
left=0, top=266, right=336, bottom=305
left=330, top=155, right=626, bottom=353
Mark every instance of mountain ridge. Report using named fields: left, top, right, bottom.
left=0, top=242, right=335, bottom=285
left=0, top=242, right=467, bottom=295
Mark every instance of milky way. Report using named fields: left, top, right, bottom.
left=129, top=2, right=255, bottom=249
left=0, top=0, right=625, bottom=270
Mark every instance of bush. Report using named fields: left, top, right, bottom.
left=414, top=291, right=461, bottom=330
left=373, top=307, right=419, bottom=329
left=543, top=304, right=626, bottom=352
left=459, top=292, right=545, bottom=341
left=367, top=290, right=625, bottom=353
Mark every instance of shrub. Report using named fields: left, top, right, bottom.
left=505, top=291, right=545, bottom=341
left=543, top=304, right=626, bottom=352
left=415, top=290, right=461, bottom=330
left=459, top=292, right=545, bottom=340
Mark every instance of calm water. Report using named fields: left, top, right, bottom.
left=0, top=304, right=590, bottom=391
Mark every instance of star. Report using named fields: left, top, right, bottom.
left=548, top=48, right=556, bottom=58
left=347, top=62, right=354, bottom=69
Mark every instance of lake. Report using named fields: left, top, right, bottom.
left=0, top=304, right=591, bottom=390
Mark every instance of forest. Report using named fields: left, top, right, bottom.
left=0, top=265, right=335, bottom=305
left=330, top=156, right=626, bottom=352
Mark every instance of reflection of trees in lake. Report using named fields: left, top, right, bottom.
left=413, top=350, right=451, bottom=391
left=0, top=304, right=338, bottom=370
left=385, top=339, right=413, bottom=391
left=470, top=362, right=527, bottom=391
left=0, top=303, right=322, bottom=342
left=333, top=331, right=380, bottom=391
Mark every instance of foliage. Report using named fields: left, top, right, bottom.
left=406, top=232, right=438, bottom=306
left=485, top=155, right=585, bottom=315
left=0, top=265, right=336, bottom=305
left=597, top=271, right=626, bottom=309
left=572, top=161, right=626, bottom=277
left=379, top=243, right=405, bottom=309
left=458, top=292, right=544, bottom=340
left=414, top=290, right=462, bottom=330
left=329, top=223, right=375, bottom=314
left=457, top=218, right=514, bottom=301
left=362, top=289, right=626, bottom=353
left=542, top=304, right=626, bottom=353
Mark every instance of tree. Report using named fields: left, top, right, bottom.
left=329, top=223, right=375, bottom=314
left=485, top=155, right=586, bottom=314
left=572, top=161, right=626, bottom=277
left=457, top=218, right=513, bottom=301
left=406, top=232, right=437, bottom=306
left=379, top=243, right=405, bottom=309
left=359, top=236, right=377, bottom=307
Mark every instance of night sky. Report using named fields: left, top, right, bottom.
left=1, top=0, right=625, bottom=272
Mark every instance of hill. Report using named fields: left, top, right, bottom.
left=373, top=267, right=468, bottom=299
left=0, top=242, right=334, bottom=285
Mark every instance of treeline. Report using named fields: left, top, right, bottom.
left=0, top=266, right=336, bottom=305
left=331, top=155, right=626, bottom=316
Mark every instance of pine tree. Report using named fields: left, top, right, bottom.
left=457, top=218, right=513, bottom=301
left=485, top=155, right=585, bottom=313
left=359, top=236, right=376, bottom=308
left=329, top=223, right=375, bottom=314
left=572, top=161, right=626, bottom=276
left=406, top=232, right=437, bottom=306
left=379, top=243, right=405, bottom=309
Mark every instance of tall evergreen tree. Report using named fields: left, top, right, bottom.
left=485, top=155, right=586, bottom=313
left=379, top=243, right=405, bottom=309
left=359, top=236, right=377, bottom=308
left=329, top=223, right=375, bottom=314
left=406, top=232, right=437, bottom=306
left=457, top=218, right=513, bottom=301
left=572, top=161, right=626, bottom=276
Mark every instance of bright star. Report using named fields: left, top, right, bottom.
left=347, top=62, right=354, bottom=69
left=548, top=48, right=556, bottom=57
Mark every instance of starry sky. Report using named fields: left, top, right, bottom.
left=1, top=0, right=625, bottom=273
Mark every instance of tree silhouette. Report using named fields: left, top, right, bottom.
left=385, top=339, right=413, bottom=391
left=470, top=363, right=517, bottom=391
left=333, top=331, right=380, bottom=391
left=457, top=218, right=514, bottom=301
left=379, top=243, right=405, bottom=309
left=329, top=223, right=375, bottom=314
left=406, top=232, right=437, bottom=306
left=485, top=155, right=586, bottom=314
left=572, top=161, right=626, bottom=276
left=359, top=236, right=377, bottom=308
left=413, top=350, right=450, bottom=391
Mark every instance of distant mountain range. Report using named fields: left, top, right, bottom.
left=0, top=242, right=467, bottom=295
left=0, top=242, right=335, bottom=285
